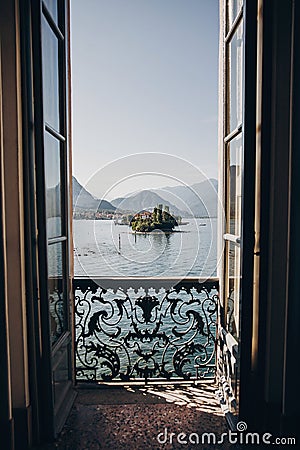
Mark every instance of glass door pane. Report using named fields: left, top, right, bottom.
left=48, top=242, right=65, bottom=345
left=228, top=134, right=243, bottom=236
left=42, top=14, right=60, bottom=131
left=44, top=132, right=62, bottom=239
left=219, top=0, right=244, bottom=418
left=228, top=21, right=243, bottom=132
left=227, top=241, right=241, bottom=340
left=40, top=0, right=74, bottom=434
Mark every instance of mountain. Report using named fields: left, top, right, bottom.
left=152, top=178, right=218, bottom=217
left=71, top=176, right=219, bottom=217
left=72, top=176, right=116, bottom=211
left=111, top=190, right=187, bottom=217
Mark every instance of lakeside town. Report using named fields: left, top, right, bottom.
left=73, top=205, right=183, bottom=229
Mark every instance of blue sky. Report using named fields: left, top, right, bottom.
left=71, top=0, right=219, bottom=199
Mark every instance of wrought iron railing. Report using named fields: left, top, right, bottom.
left=74, top=277, right=219, bottom=384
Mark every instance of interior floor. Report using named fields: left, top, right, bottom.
left=35, top=383, right=229, bottom=449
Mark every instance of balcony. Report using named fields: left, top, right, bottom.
left=39, top=277, right=229, bottom=449
left=73, top=277, right=219, bottom=384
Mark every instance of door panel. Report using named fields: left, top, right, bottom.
left=31, top=0, right=74, bottom=437
left=219, top=0, right=244, bottom=419
left=218, top=0, right=257, bottom=424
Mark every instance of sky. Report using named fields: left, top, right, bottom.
left=71, top=0, right=219, bottom=200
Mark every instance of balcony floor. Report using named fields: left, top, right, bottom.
left=38, top=382, right=229, bottom=449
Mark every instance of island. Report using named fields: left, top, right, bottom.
left=130, top=205, right=179, bottom=233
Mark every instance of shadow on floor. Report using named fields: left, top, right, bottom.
left=37, top=383, right=230, bottom=450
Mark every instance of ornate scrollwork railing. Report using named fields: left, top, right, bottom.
left=74, top=277, right=219, bottom=383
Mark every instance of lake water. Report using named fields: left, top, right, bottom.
left=73, top=218, right=218, bottom=278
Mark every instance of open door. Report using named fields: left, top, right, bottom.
left=217, top=0, right=257, bottom=425
left=22, top=0, right=75, bottom=439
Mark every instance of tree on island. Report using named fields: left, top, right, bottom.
left=130, top=205, right=178, bottom=232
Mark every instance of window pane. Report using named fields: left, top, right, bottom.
left=227, top=0, right=243, bottom=31
left=43, top=0, right=58, bottom=24
left=227, top=241, right=241, bottom=340
left=229, top=21, right=243, bottom=132
left=53, top=341, right=71, bottom=405
left=42, top=15, right=60, bottom=131
left=48, top=242, right=65, bottom=345
left=228, top=134, right=243, bottom=236
left=44, top=132, right=62, bottom=238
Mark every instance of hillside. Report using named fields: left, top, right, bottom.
left=72, top=176, right=116, bottom=211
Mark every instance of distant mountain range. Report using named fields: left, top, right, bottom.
left=72, top=176, right=219, bottom=218
left=44, top=173, right=224, bottom=221
left=47, top=175, right=235, bottom=219
left=73, top=177, right=218, bottom=217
